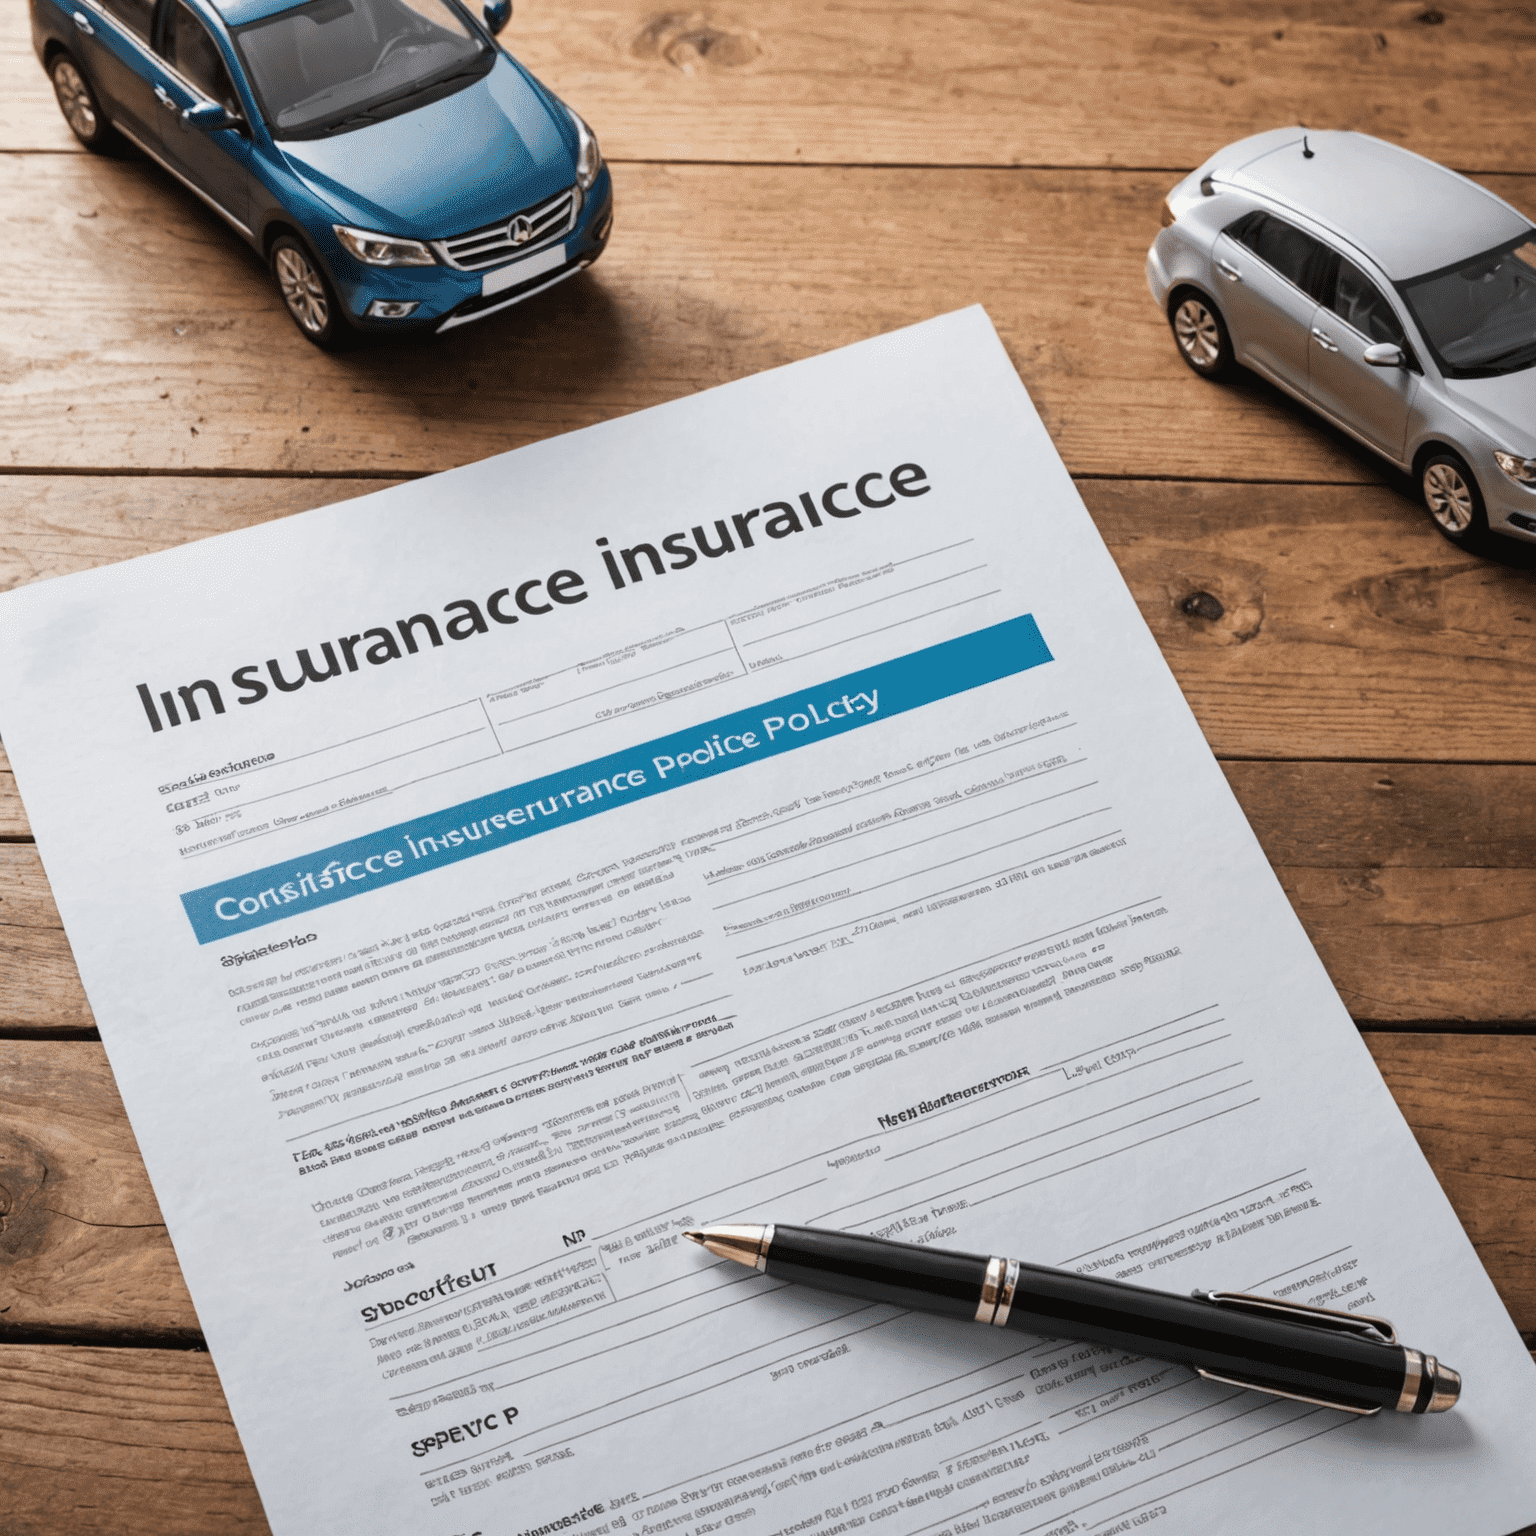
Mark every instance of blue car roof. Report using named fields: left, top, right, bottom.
left=209, top=0, right=318, bottom=29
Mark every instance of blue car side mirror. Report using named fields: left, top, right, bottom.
left=483, top=0, right=510, bottom=33
left=182, top=100, right=236, bottom=132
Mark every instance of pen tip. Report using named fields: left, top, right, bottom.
left=683, top=1229, right=706, bottom=1245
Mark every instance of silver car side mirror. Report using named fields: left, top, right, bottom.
left=1363, top=342, right=1405, bottom=368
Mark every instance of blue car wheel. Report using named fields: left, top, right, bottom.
left=269, top=234, right=352, bottom=351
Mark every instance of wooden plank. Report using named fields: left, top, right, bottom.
left=0, top=1344, right=270, bottom=1534
left=0, top=742, right=17, bottom=838
left=3, top=756, right=1534, bottom=1035
left=0, top=474, right=398, bottom=589
left=1365, top=1034, right=1536, bottom=1337
left=4, top=1034, right=1535, bottom=1337
left=6, top=157, right=1535, bottom=479
left=0, top=1040, right=192, bottom=1337
left=6, top=479, right=1536, bottom=851
left=6, top=792, right=1529, bottom=1032
left=1, top=1344, right=1530, bottom=1536
left=1221, top=762, right=1536, bottom=870
left=0, top=846, right=94, bottom=1033
left=1085, top=478, right=1536, bottom=764
left=10, top=0, right=1536, bottom=172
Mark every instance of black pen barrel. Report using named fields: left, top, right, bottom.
left=999, top=1262, right=1403, bottom=1412
left=765, top=1225, right=989, bottom=1321
left=763, top=1227, right=1409, bottom=1413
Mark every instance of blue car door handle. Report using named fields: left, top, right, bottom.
left=72, top=10, right=94, bottom=32
left=1311, top=326, right=1339, bottom=352
left=154, top=84, right=178, bottom=110
left=1216, top=258, right=1242, bottom=282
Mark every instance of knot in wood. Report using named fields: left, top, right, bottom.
left=1180, top=590, right=1225, bottom=621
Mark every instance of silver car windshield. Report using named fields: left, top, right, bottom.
left=234, top=0, right=489, bottom=139
left=1400, top=235, right=1536, bottom=377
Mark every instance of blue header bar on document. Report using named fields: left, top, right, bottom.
left=181, top=615, right=1053, bottom=943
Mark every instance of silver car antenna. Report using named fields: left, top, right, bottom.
left=1302, top=134, right=1314, bottom=158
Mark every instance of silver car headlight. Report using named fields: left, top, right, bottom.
left=568, top=107, right=603, bottom=192
left=1494, top=450, right=1536, bottom=488
left=333, top=225, right=436, bottom=267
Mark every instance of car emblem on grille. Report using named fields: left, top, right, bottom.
left=509, top=215, right=534, bottom=246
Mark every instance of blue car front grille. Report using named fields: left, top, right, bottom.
left=433, top=185, right=580, bottom=271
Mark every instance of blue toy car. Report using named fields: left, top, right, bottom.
left=32, top=0, right=612, bottom=345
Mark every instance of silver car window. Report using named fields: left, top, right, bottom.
left=1226, top=211, right=1332, bottom=301
left=1328, top=257, right=1405, bottom=347
left=1400, top=236, right=1536, bottom=377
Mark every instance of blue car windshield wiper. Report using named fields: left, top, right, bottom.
left=318, top=60, right=489, bottom=134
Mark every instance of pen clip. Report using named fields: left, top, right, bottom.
left=1194, top=1290, right=1397, bottom=1345
left=1191, top=1365, right=1382, bottom=1417
left=1187, top=1290, right=1395, bottom=1417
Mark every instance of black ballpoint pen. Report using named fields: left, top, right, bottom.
left=685, top=1223, right=1460, bottom=1416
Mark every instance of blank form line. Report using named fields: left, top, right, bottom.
left=742, top=564, right=991, bottom=645
left=774, top=590, right=1001, bottom=664
left=495, top=644, right=738, bottom=727
left=821, top=1081, right=1252, bottom=1227
left=889, top=1027, right=1232, bottom=1161
left=970, top=1099, right=1263, bottom=1212
left=724, top=538, right=977, bottom=632
left=174, top=697, right=481, bottom=786
left=703, top=723, right=1079, bottom=853
left=1055, top=1169, right=1309, bottom=1266
left=503, top=669, right=744, bottom=752
left=712, top=781, right=1099, bottom=910
left=732, top=822, right=1120, bottom=956
left=236, top=726, right=490, bottom=810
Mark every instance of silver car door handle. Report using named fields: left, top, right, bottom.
left=1311, top=327, right=1339, bottom=352
left=72, top=10, right=95, bottom=32
left=154, top=84, right=178, bottom=110
left=1217, top=258, right=1242, bottom=282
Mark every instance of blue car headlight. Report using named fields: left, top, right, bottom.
left=567, top=108, right=603, bottom=192
left=1494, top=450, right=1536, bottom=488
left=333, top=225, right=437, bottom=267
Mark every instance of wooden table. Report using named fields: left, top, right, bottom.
left=2, top=1, right=1533, bottom=1528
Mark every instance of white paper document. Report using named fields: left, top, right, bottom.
left=3, top=308, right=1532, bottom=1536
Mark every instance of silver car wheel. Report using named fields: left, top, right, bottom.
left=1423, top=461, right=1475, bottom=534
left=1173, top=298, right=1221, bottom=368
left=275, top=246, right=329, bottom=334
left=52, top=59, right=98, bottom=141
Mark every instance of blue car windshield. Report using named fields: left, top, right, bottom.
left=1400, top=234, right=1536, bottom=377
left=233, top=0, right=490, bottom=138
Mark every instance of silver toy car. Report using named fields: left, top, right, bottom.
left=1148, top=129, right=1536, bottom=548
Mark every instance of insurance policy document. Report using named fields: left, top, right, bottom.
left=2, top=308, right=1531, bottom=1536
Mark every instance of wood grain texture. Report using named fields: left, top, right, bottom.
left=1087, top=479, right=1536, bottom=763
left=2, top=475, right=1535, bottom=768
left=9, top=0, right=1536, bottom=172
left=0, top=1345, right=1530, bottom=1536
left=6, top=155, right=1535, bottom=480
left=0, top=1041, right=192, bottom=1338
left=0, top=1344, right=270, bottom=1535
left=0, top=846, right=93, bottom=1033
left=3, top=1036, right=1533, bottom=1339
